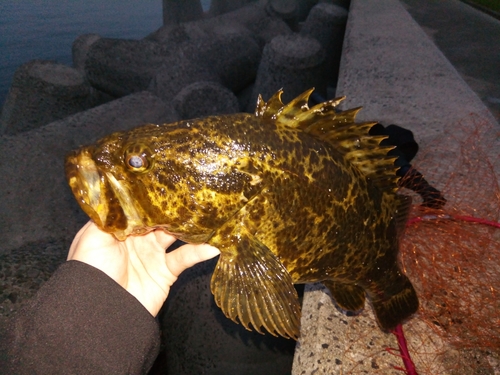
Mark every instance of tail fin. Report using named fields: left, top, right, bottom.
left=371, top=278, right=419, bottom=331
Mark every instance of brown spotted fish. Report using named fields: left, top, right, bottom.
left=65, top=89, right=419, bottom=339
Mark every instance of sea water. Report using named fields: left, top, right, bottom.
left=0, top=0, right=211, bottom=108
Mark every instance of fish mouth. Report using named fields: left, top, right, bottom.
left=65, top=148, right=142, bottom=240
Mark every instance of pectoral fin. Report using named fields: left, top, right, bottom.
left=323, top=280, right=366, bottom=312
left=209, top=225, right=301, bottom=339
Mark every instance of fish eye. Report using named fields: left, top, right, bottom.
left=124, top=145, right=153, bottom=173
left=128, top=155, right=146, bottom=169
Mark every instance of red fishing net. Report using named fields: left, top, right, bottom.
left=397, top=113, right=500, bottom=374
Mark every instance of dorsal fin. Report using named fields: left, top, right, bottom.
left=255, top=89, right=400, bottom=192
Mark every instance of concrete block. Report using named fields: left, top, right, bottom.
left=72, top=34, right=117, bottom=106
left=207, top=0, right=257, bottom=17
left=192, top=30, right=262, bottom=92
left=148, top=54, right=218, bottom=103
left=236, top=83, right=255, bottom=112
left=150, top=2, right=292, bottom=47
left=249, top=15, right=294, bottom=46
left=230, top=2, right=292, bottom=47
left=320, top=0, right=350, bottom=10
left=292, top=0, right=500, bottom=374
left=145, top=22, right=207, bottom=45
left=0, top=91, right=177, bottom=253
left=266, top=0, right=299, bottom=30
left=72, top=33, right=101, bottom=72
left=0, top=60, right=95, bottom=135
left=300, top=2, right=348, bottom=85
left=84, top=38, right=173, bottom=97
left=249, top=33, right=326, bottom=108
left=295, top=0, right=321, bottom=22
left=162, top=0, right=204, bottom=25
left=173, top=81, right=240, bottom=119
left=91, top=26, right=260, bottom=105
left=149, top=28, right=261, bottom=103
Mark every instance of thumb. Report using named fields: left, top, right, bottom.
left=165, top=243, right=220, bottom=278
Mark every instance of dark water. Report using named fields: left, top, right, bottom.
left=0, top=0, right=164, bottom=107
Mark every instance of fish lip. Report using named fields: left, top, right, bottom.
left=65, top=148, right=107, bottom=229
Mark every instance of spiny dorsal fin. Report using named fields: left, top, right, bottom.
left=255, top=89, right=400, bottom=192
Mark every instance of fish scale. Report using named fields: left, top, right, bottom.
left=65, top=88, right=419, bottom=340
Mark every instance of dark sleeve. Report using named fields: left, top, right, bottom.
left=6, top=260, right=161, bottom=375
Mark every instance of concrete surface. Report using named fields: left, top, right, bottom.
left=402, top=0, right=500, bottom=123
left=292, top=0, right=500, bottom=374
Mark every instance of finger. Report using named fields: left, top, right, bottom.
left=166, top=243, right=220, bottom=278
left=152, top=229, right=178, bottom=250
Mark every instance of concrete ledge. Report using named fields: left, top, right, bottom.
left=0, top=91, right=176, bottom=252
left=293, top=0, right=499, bottom=374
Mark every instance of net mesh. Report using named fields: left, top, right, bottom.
left=397, top=113, right=500, bottom=373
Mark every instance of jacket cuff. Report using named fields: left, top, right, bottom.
left=8, top=260, right=160, bottom=374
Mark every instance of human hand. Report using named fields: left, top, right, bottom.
left=68, top=221, right=220, bottom=317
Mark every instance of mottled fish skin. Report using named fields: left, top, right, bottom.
left=65, top=89, right=419, bottom=339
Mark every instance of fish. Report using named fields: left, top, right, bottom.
left=65, top=89, right=419, bottom=339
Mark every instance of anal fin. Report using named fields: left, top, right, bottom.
left=209, top=224, right=301, bottom=339
left=370, top=276, right=419, bottom=331
left=323, top=280, right=366, bottom=312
